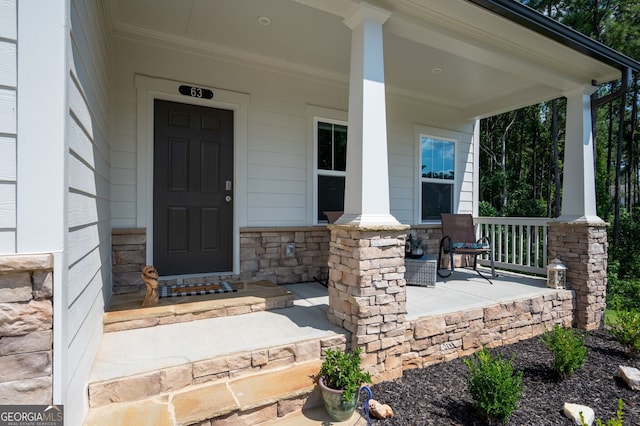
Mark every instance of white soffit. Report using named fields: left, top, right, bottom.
left=109, top=0, right=622, bottom=117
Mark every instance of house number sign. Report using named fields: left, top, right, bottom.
left=179, top=85, right=214, bottom=99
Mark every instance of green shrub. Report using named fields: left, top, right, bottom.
left=607, top=260, right=640, bottom=311
left=607, top=303, right=640, bottom=357
left=463, top=348, right=523, bottom=423
left=581, top=399, right=624, bottom=426
left=540, top=324, right=587, bottom=379
left=479, top=201, right=499, bottom=217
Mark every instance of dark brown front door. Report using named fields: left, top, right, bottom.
left=153, top=99, right=234, bottom=275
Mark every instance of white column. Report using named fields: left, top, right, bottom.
left=17, top=0, right=68, bottom=252
left=337, top=3, right=400, bottom=226
left=472, top=120, right=481, bottom=218
left=559, top=86, right=603, bottom=223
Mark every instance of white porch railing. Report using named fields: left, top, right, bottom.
left=474, top=217, right=550, bottom=275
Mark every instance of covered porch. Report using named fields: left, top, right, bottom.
left=85, top=270, right=571, bottom=424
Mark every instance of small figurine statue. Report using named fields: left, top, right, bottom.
left=141, top=265, right=159, bottom=307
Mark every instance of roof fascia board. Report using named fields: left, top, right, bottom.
left=466, top=0, right=640, bottom=73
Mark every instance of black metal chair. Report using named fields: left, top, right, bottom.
left=437, top=213, right=496, bottom=284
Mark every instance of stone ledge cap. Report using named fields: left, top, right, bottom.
left=0, top=254, right=53, bottom=273
left=328, top=224, right=410, bottom=232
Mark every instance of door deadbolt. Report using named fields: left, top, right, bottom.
left=225, top=195, right=232, bottom=203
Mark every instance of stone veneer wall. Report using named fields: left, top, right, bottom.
left=403, top=291, right=575, bottom=370
left=239, top=227, right=331, bottom=284
left=327, top=225, right=409, bottom=383
left=548, top=221, right=607, bottom=330
left=408, top=224, right=442, bottom=256
left=111, top=222, right=502, bottom=291
left=112, top=229, right=147, bottom=294
left=0, top=254, right=54, bottom=404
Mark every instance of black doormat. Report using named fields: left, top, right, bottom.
left=158, top=281, right=237, bottom=298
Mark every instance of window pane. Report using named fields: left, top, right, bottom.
left=318, top=175, right=345, bottom=221
left=318, top=123, right=333, bottom=170
left=334, top=124, right=347, bottom=172
left=421, top=137, right=455, bottom=180
left=421, top=182, right=452, bottom=221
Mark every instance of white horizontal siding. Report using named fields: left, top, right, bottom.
left=0, top=40, right=16, bottom=87
left=111, top=35, right=480, bottom=231
left=248, top=179, right=306, bottom=194
left=0, top=4, right=15, bottom=254
left=0, top=135, right=15, bottom=181
left=68, top=253, right=106, bottom=337
left=0, top=88, right=16, bottom=133
left=0, top=0, right=16, bottom=40
left=247, top=164, right=306, bottom=182
left=66, top=0, right=111, bottom=424
left=0, top=230, right=15, bottom=252
left=68, top=222, right=102, bottom=267
left=248, top=207, right=307, bottom=224
left=0, top=182, right=15, bottom=228
left=65, top=288, right=103, bottom=424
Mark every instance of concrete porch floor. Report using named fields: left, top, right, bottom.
left=89, top=268, right=557, bottom=384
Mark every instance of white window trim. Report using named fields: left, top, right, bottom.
left=306, top=106, right=347, bottom=225
left=414, top=125, right=459, bottom=224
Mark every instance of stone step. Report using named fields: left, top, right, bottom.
left=263, top=406, right=365, bottom=425
left=103, top=280, right=294, bottom=332
left=84, top=360, right=326, bottom=426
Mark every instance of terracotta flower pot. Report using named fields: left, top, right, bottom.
left=318, top=376, right=359, bottom=422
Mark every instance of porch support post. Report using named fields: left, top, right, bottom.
left=327, top=225, right=409, bottom=382
left=548, top=85, right=607, bottom=330
left=338, top=2, right=399, bottom=227
left=548, top=222, right=607, bottom=330
left=560, top=85, right=601, bottom=223
left=326, top=2, right=408, bottom=384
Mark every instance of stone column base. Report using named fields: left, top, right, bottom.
left=327, top=224, right=409, bottom=382
left=548, top=221, right=607, bottom=330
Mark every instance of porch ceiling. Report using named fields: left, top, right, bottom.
left=109, top=0, right=622, bottom=119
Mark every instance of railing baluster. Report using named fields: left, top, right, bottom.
left=474, top=216, right=549, bottom=275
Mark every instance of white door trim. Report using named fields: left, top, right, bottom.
left=134, top=74, right=249, bottom=274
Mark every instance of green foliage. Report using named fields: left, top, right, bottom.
left=609, top=210, right=640, bottom=280
left=464, top=348, right=523, bottom=423
left=607, top=303, right=640, bottom=357
left=479, top=201, right=499, bottom=217
left=504, top=197, right=547, bottom=218
left=315, top=347, right=371, bottom=403
left=606, top=210, right=640, bottom=312
left=540, top=324, right=587, bottom=379
left=581, top=399, right=625, bottom=426
left=607, top=260, right=640, bottom=311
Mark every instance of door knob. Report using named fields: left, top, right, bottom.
left=225, top=195, right=232, bottom=203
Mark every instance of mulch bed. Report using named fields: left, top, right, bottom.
left=368, top=329, right=640, bottom=425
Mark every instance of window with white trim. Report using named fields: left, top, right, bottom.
left=316, top=119, right=347, bottom=222
left=421, top=135, right=455, bottom=221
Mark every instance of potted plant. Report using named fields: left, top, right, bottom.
left=411, top=236, right=424, bottom=257
left=314, top=347, right=372, bottom=421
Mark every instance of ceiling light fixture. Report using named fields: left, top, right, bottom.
left=257, top=16, right=272, bottom=26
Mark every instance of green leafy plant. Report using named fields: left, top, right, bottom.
left=463, top=348, right=523, bottom=424
left=607, top=303, right=640, bottom=357
left=540, top=324, right=587, bottom=379
left=314, top=347, right=371, bottom=403
left=580, top=399, right=624, bottom=426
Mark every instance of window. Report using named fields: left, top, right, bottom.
left=316, top=119, right=347, bottom=222
left=421, top=135, right=455, bottom=221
